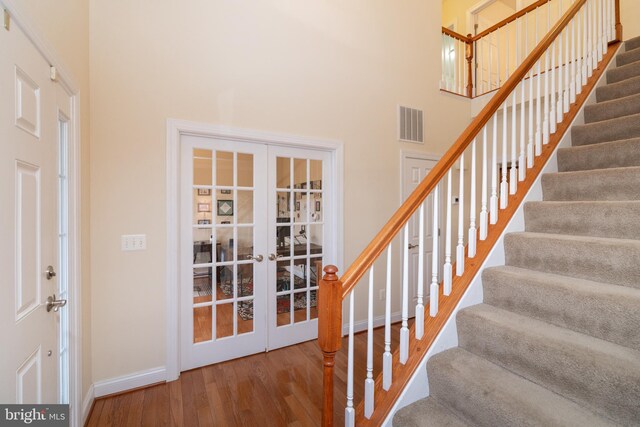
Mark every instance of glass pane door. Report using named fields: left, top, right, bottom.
left=181, top=136, right=267, bottom=370
left=268, top=147, right=332, bottom=350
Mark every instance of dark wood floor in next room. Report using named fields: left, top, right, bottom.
left=86, top=322, right=409, bottom=426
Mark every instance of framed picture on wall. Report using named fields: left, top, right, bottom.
left=197, top=189, right=211, bottom=196
left=220, top=189, right=231, bottom=195
left=217, top=200, right=234, bottom=216
left=197, top=203, right=210, bottom=212
left=198, top=219, right=211, bottom=225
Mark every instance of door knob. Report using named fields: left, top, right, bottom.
left=45, top=265, right=56, bottom=280
left=46, top=294, right=67, bottom=312
left=268, top=253, right=284, bottom=261
left=408, top=243, right=418, bottom=250
left=246, top=254, right=264, bottom=262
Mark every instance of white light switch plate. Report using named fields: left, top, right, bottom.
left=121, top=234, right=146, bottom=251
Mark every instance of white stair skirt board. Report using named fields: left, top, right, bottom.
left=381, top=44, right=621, bottom=427
left=93, top=366, right=167, bottom=398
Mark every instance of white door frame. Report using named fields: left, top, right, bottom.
left=166, top=119, right=344, bottom=381
left=0, top=1, right=83, bottom=425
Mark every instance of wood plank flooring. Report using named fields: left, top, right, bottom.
left=86, top=321, right=409, bottom=426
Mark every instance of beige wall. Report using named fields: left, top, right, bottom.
left=13, top=0, right=92, bottom=399
left=89, top=0, right=472, bottom=382
left=621, top=0, right=640, bottom=40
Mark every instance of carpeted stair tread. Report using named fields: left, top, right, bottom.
left=504, top=232, right=640, bottom=289
left=457, top=304, right=640, bottom=425
left=606, top=58, right=640, bottom=84
left=557, top=137, right=640, bottom=171
left=584, top=92, right=640, bottom=123
left=393, top=397, right=471, bottom=427
left=596, top=74, right=640, bottom=102
left=626, top=35, right=640, bottom=52
left=617, top=45, right=640, bottom=67
left=571, top=112, right=640, bottom=146
left=542, top=166, right=640, bottom=201
left=524, top=200, right=640, bottom=240
left=483, top=266, right=640, bottom=351
left=426, top=348, right=617, bottom=427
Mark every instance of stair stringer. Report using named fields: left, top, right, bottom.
left=382, top=44, right=622, bottom=427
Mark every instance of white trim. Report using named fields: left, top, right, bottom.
left=342, top=311, right=403, bottom=336
left=0, top=2, right=83, bottom=425
left=81, top=384, right=94, bottom=426
left=166, top=119, right=344, bottom=381
left=466, top=0, right=500, bottom=36
left=93, top=367, right=166, bottom=398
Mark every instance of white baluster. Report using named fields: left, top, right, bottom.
left=345, top=292, right=355, bottom=427
left=570, top=18, right=577, bottom=104
left=564, top=21, right=570, bottom=113
left=468, top=139, right=477, bottom=257
left=365, top=266, right=374, bottom=419
left=444, top=170, right=452, bottom=295
left=520, top=78, right=527, bottom=181
left=543, top=1, right=551, bottom=145
left=441, top=34, right=446, bottom=90
left=557, top=29, right=564, bottom=123
left=535, top=7, right=542, bottom=157
left=400, top=225, right=409, bottom=364
left=458, top=40, right=463, bottom=94
left=457, top=154, right=465, bottom=277
left=430, top=184, right=440, bottom=317
left=500, top=90, right=509, bottom=208
left=480, top=126, right=489, bottom=240
left=490, top=114, right=499, bottom=224
left=599, top=0, right=605, bottom=60
left=583, top=4, right=590, bottom=82
left=416, top=203, right=425, bottom=339
left=383, top=246, right=392, bottom=391
left=592, top=0, right=598, bottom=71
left=576, top=10, right=583, bottom=95
left=587, top=0, right=594, bottom=77
left=609, top=0, right=615, bottom=42
left=511, top=78, right=518, bottom=194
left=489, top=33, right=494, bottom=90
left=526, top=14, right=534, bottom=169
left=551, top=31, right=558, bottom=133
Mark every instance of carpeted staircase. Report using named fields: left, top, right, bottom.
left=394, top=37, right=640, bottom=427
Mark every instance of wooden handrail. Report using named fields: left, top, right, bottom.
left=472, top=0, right=553, bottom=41
left=441, top=27, right=470, bottom=42
left=342, top=0, right=587, bottom=300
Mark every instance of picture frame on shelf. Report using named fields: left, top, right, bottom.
left=315, top=200, right=321, bottom=212
left=197, top=203, right=210, bottom=212
left=198, top=219, right=211, bottom=225
left=220, top=189, right=231, bottom=195
left=197, top=188, right=211, bottom=196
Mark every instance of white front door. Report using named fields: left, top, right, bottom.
left=180, top=137, right=333, bottom=369
left=0, top=19, right=68, bottom=404
left=403, top=156, right=439, bottom=317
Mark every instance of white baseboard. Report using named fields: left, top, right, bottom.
left=342, top=311, right=402, bottom=335
left=93, top=366, right=166, bottom=398
left=81, top=384, right=94, bottom=426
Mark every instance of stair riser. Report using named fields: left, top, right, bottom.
left=606, top=61, right=640, bottom=84
left=557, top=139, right=640, bottom=172
left=483, top=268, right=640, bottom=351
left=457, top=309, right=640, bottom=426
left=596, top=76, right=640, bottom=102
left=616, top=47, right=640, bottom=67
left=584, top=93, right=640, bottom=123
left=627, top=37, right=640, bottom=52
left=542, top=169, right=640, bottom=201
left=524, top=202, right=640, bottom=240
left=504, top=233, right=640, bottom=289
left=571, top=115, right=640, bottom=146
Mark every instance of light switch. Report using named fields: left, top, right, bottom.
left=121, top=234, right=146, bottom=251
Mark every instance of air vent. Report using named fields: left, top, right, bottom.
left=398, top=106, right=424, bottom=143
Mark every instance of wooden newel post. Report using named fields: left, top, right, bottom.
left=614, top=0, right=622, bottom=42
left=318, top=264, right=343, bottom=427
left=466, top=34, right=474, bottom=98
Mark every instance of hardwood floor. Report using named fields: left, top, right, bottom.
left=86, top=321, right=410, bottom=426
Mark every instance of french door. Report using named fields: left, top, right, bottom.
left=180, top=137, right=332, bottom=370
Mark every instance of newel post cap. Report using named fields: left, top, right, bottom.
left=322, top=265, right=339, bottom=282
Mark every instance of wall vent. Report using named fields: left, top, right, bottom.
left=398, top=106, right=424, bottom=143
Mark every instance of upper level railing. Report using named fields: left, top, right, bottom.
left=319, top=0, right=621, bottom=425
left=440, top=0, right=618, bottom=98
